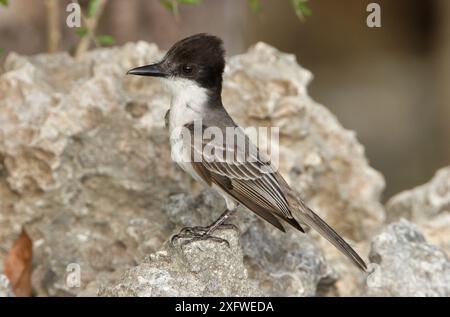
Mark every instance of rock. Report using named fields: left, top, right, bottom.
left=0, top=274, right=14, bottom=297
left=0, top=41, right=383, bottom=296
left=420, top=212, right=450, bottom=255
left=164, top=190, right=338, bottom=297
left=0, top=43, right=185, bottom=296
left=316, top=238, right=369, bottom=296
left=240, top=221, right=338, bottom=297
left=100, top=228, right=259, bottom=296
left=387, top=166, right=450, bottom=253
left=366, top=219, right=450, bottom=296
left=387, top=167, right=450, bottom=222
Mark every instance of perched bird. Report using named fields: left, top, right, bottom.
left=127, top=33, right=367, bottom=271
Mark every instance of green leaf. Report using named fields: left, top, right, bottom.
left=0, top=0, right=9, bottom=7
left=160, top=0, right=175, bottom=12
left=177, top=0, right=201, bottom=4
left=291, top=0, right=312, bottom=18
left=96, top=35, right=115, bottom=46
left=76, top=27, right=89, bottom=38
left=0, top=48, right=5, bottom=56
left=87, top=0, right=100, bottom=17
left=298, top=2, right=312, bottom=16
left=248, top=0, right=262, bottom=13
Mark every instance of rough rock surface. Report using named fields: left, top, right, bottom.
left=100, top=228, right=258, bottom=296
left=387, top=167, right=450, bottom=253
left=0, top=274, right=14, bottom=297
left=366, top=219, right=450, bottom=296
left=387, top=167, right=450, bottom=222
left=163, top=190, right=337, bottom=297
left=0, top=41, right=384, bottom=296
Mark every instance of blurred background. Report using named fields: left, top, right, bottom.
left=0, top=0, right=449, bottom=199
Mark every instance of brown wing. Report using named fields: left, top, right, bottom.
left=184, top=121, right=367, bottom=271
left=184, top=122, right=304, bottom=233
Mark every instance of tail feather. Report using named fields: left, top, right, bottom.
left=295, top=204, right=367, bottom=272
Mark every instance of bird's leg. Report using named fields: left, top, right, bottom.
left=171, top=208, right=238, bottom=247
left=205, top=207, right=237, bottom=234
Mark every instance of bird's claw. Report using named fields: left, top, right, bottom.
left=171, top=232, right=230, bottom=248
left=171, top=224, right=237, bottom=247
left=178, top=226, right=208, bottom=235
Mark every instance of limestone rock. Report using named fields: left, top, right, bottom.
left=316, top=238, right=369, bottom=296
left=164, top=190, right=338, bottom=297
left=387, top=166, right=450, bottom=253
left=366, top=219, right=450, bottom=296
left=100, top=228, right=258, bottom=297
left=0, top=274, right=14, bottom=297
left=387, top=167, right=450, bottom=222
left=420, top=212, right=450, bottom=255
left=0, top=43, right=183, bottom=296
left=0, top=42, right=383, bottom=296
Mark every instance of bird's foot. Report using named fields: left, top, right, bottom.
left=170, top=223, right=238, bottom=247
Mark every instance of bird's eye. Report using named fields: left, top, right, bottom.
left=182, top=64, right=194, bottom=75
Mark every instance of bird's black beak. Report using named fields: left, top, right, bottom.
left=127, top=63, right=167, bottom=77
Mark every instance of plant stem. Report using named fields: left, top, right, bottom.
left=45, top=0, right=61, bottom=53
left=74, top=0, right=108, bottom=58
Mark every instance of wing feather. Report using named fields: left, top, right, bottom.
left=188, top=124, right=301, bottom=225
left=186, top=121, right=367, bottom=270
left=188, top=123, right=295, bottom=222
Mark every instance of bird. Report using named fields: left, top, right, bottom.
left=127, top=33, right=367, bottom=272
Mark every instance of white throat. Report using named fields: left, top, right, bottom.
left=163, top=77, right=208, bottom=132
left=163, top=77, right=208, bottom=181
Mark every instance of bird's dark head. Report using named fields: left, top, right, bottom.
left=127, top=34, right=225, bottom=94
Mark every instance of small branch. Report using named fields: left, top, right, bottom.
left=172, top=0, right=180, bottom=22
left=45, top=0, right=61, bottom=53
left=74, top=0, right=108, bottom=58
